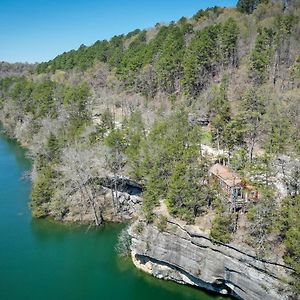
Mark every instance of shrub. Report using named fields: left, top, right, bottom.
left=210, top=214, right=233, bottom=243
left=156, top=215, right=168, bottom=232
left=134, top=222, right=145, bottom=234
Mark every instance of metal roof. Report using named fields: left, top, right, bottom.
left=209, top=163, right=242, bottom=187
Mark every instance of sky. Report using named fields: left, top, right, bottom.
left=0, top=0, right=237, bottom=63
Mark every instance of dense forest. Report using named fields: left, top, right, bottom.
left=0, top=0, right=299, bottom=295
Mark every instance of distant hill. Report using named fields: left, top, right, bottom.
left=0, top=61, right=36, bottom=79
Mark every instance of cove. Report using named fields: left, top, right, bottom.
left=0, top=132, right=224, bottom=300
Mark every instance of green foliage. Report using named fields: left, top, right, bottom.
left=166, top=159, right=208, bottom=222
left=107, top=35, right=125, bottom=67
left=250, top=27, right=275, bottom=84
left=192, top=6, right=224, bottom=21
left=209, top=76, right=231, bottom=148
left=31, top=165, right=56, bottom=218
left=154, top=26, right=185, bottom=93
left=230, top=87, right=266, bottom=161
left=126, top=29, right=141, bottom=39
left=182, top=24, right=222, bottom=96
left=10, top=78, right=59, bottom=117
left=247, top=154, right=275, bottom=187
left=156, top=215, right=168, bottom=232
left=1, top=8, right=299, bottom=281
left=275, top=13, right=298, bottom=37
left=221, top=18, right=239, bottom=66
left=104, top=128, right=127, bottom=180
left=138, top=112, right=208, bottom=222
left=88, top=109, right=115, bottom=144
left=116, top=227, right=132, bottom=257
left=31, top=80, right=56, bottom=117
left=105, top=128, right=126, bottom=153
left=237, top=0, right=264, bottom=14
left=46, top=133, right=61, bottom=162
left=35, top=14, right=239, bottom=98
left=182, top=20, right=238, bottom=96
left=247, top=190, right=279, bottom=256
left=291, top=55, right=300, bottom=82
left=263, top=103, right=291, bottom=155
left=210, top=213, right=233, bottom=243
left=280, top=195, right=300, bottom=293
left=10, top=78, right=34, bottom=112
left=123, top=111, right=145, bottom=180
left=117, top=31, right=148, bottom=86
left=230, top=148, right=248, bottom=170
left=37, top=39, right=111, bottom=73
left=133, top=222, right=145, bottom=234
left=224, top=114, right=247, bottom=152
left=0, top=77, right=19, bottom=97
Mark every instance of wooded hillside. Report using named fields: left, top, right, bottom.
left=0, top=0, right=299, bottom=294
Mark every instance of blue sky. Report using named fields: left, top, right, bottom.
left=0, top=0, right=237, bottom=63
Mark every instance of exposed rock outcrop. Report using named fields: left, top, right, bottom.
left=51, top=186, right=143, bottom=224
left=129, top=220, right=294, bottom=300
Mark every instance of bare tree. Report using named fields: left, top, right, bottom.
left=104, top=146, right=126, bottom=214
left=56, top=144, right=107, bottom=225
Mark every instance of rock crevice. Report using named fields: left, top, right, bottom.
left=129, top=221, right=293, bottom=300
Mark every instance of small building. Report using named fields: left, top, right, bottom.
left=209, top=163, right=259, bottom=211
left=188, top=113, right=209, bottom=127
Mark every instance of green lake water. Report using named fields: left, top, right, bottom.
left=0, top=132, right=225, bottom=300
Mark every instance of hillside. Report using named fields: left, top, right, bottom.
left=0, top=0, right=299, bottom=298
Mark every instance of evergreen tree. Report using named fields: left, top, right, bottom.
left=240, top=87, right=265, bottom=161
left=155, top=26, right=185, bottom=93
left=237, top=0, right=264, bottom=14
left=250, top=28, right=275, bottom=84
left=221, top=18, right=239, bottom=67
left=209, top=77, right=231, bottom=150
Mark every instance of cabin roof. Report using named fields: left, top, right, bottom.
left=209, top=163, right=242, bottom=187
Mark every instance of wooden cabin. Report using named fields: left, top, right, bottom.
left=209, top=163, right=259, bottom=211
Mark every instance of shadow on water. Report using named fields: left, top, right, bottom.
left=116, top=256, right=231, bottom=300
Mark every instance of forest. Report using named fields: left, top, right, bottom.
left=0, top=0, right=299, bottom=294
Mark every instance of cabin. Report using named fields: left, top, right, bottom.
left=188, top=113, right=209, bottom=126
left=209, top=163, right=259, bottom=211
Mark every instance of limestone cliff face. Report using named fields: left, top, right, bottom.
left=129, top=221, right=294, bottom=300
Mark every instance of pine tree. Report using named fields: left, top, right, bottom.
left=237, top=0, right=263, bottom=14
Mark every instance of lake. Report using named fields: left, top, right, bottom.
left=0, top=132, right=224, bottom=300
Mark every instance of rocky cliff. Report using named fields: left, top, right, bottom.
left=129, top=220, right=294, bottom=300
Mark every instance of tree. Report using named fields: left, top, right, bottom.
left=240, top=87, right=265, bottom=162
left=280, top=195, right=300, bottom=293
left=263, top=102, right=291, bottom=155
left=221, top=18, right=239, bottom=67
left=117, top=31, right=147, bottom=86
left=155, top=26, right=185, bottom=93
left=139, top=112, right=206, bottom=222
left=237, top=0, right=264, bottom=14
left=250, top=27, right=275, bottom=85
left=210, top=213, right=234, bottom=243
left=247, top=190, right=278, bottom=257
left=182, top=24, right=221, bottom=96
left=223, top=114, right=247, bottom=157
left=291, top=55, right=300, bottom=87
left=123, top=111, right=145, bottom=180
left=56, top=145, right=106, bottom=225
left=31, top=165, right=56, bottom=218
left=209, top=77, right=231, bottom=151
left=166, top=157, right=208, bottom=223
left=104, top=129, right=127, bottom=212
